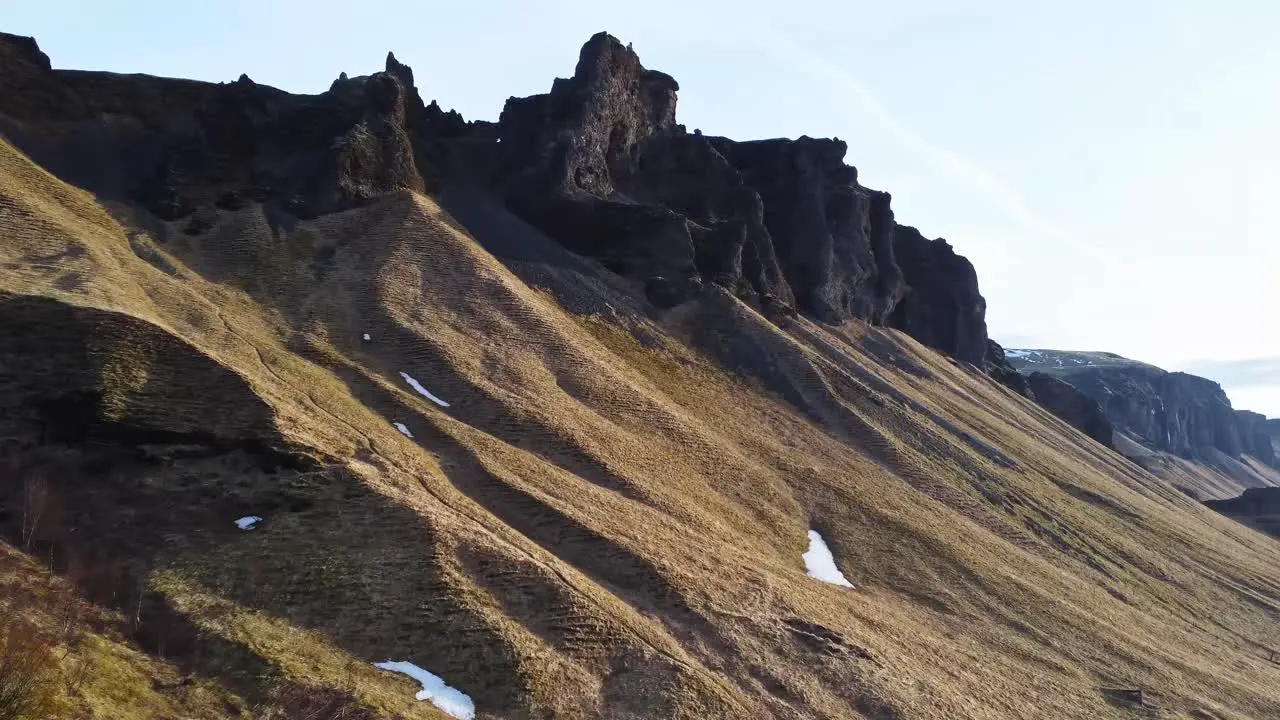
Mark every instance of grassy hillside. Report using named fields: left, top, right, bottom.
left=2, top=135, right=1280, bottom=719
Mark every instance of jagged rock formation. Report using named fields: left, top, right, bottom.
left=0, top=33, right=458, bottom=220
left=494, top=31, right=1009, bottom=377
left=1025, top=372, right=1114, bottom=447
left=1007, top=350, right=1277, bottom=467
left=0, top=29, right=1009, bottom=384
left=888, top=227, right=986, bottom=365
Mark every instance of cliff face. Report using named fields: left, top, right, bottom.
left=494, top=32, right=1005, bottom=373
left=1006, top=350, right=1277, bottom=467
left=0, top=29, right=1004, bottom=381
left=1025, top=372, right=1114, bottom=448
left=888, top=227, right=987, bottom=365
left=0, top=33, right=469, bottom=221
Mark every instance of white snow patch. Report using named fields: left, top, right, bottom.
left=362, top=333, right=372, bottom=341
left=400, top=371, right=450, bottom=407
left=802, top=530, right=855, bottom=588
left=1004, top=349, right=1033, bottom=359
left=234, top=516, right=262, bottom=531
left=374, top=661, right=474, bottom=719
left=393, top=422, right=414, bottom=438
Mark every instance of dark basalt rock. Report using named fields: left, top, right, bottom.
left=496, top=32, right=925, bottom=323
left=712, top=137, right=904, bottom=322
left=1233, top=410, right=1276, bottom=467
left=1045, top=364, right=1276, bottom=466
left=1, top=30, right=1008, bottom=384
left=0, top=32, right=444, bottom=220
left=984, top=341, right=1031, bottom=396
left=1026, top=372, right=1114, bottom=447
left=496, top=32, right=790, bottom=309
left=888, top=226, right=988, bottom=366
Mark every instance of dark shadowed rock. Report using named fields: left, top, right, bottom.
left=1007, top=350, right=1277, bottom=467
left=713, top=137, right=904, bottom=322
left=496, top=32, right=792, bottom=308
left=888, top=226, right=988, bottom=365
left=1235, top=410, right=1276, bottom=466
left=1026, top=372, right=1114, bottom=447
left=0, top=33, right=448, bottom=220
left=1, top=29, right=1009, bottom=385
left=984, top=341, right=1031, bottom=396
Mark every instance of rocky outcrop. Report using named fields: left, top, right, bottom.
left=1013, top=358, right=1277, bottom=466
left=0, top=32, right=442, bottom=220
left=711, top=137, right=903, bottom=322
left=1, top=30, right=1006, bottom=382
left=1235, top=410, right=1276, bottom=466
left=983, top=341, right=1032, bottom=396
left=498, top=32, right=958, bottom=339
left=492, top=32, right=1005, bottom=375
left=888, top=226, right=988, bottom=365
left=496, top=33, right=790, bottom=309
left=1026, top=372, right=1114, bottom=447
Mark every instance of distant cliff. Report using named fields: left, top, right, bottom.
left=1007, top=350, right=1276, bottom=467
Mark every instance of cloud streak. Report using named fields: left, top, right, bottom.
left=755, top=31, right=1109, bottom=263
left=1181, top=357, right=1280, bottom=389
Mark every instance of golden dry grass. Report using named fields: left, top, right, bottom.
left=2, top=134, right=1280, bottom=719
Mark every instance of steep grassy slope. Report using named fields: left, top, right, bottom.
left=3, top=135, right=1280, bottom=719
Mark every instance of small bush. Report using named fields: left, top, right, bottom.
left=0, top=620, right=60, bottom=720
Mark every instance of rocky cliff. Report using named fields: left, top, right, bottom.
left=1025, top=372, right=1114, bottom=448
left=1007, top=350, right=1277, bottom=467
left=492, top=32, right=1015, bottom=377
left=0, top=28, right=1015, bottom=384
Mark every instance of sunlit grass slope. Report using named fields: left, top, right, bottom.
left=2, top=135, right=1279, bottom=719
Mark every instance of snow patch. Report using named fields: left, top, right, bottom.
left=400, top=371, right=450, bottom=407
left=393, top=422, right=414, bottom=438
left=802, top=530, right=855, bottom=588
left=362, top=333, right=372, bottom=341
left=1005, top=349, right=1033, bottom=359
left=235, top=516, right=262, bottom=531
left=374, top=661, right=474, bottom=719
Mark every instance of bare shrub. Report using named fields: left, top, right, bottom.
left=0, top=620, right=60, bottom=720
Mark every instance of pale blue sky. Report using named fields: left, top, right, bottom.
left=9, top=1, right=1280, bottom=415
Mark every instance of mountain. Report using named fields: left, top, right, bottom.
left=1007, top=349, right=1280, bottom=499
left=3, top=30, right=1280, bottom=719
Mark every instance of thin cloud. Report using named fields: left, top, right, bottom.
left=1181, top=357, right=1280, bottom=389
left=755, top=32, right=1108, bottom=263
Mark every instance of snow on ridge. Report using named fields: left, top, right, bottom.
left=1004, top=349, right=1034, bottom=359
left=802, top=530, right=855, bottom=588
left=374, top=660, right=475, bottom=719
left=393, top=422, right=414, bottom=438
left=235, top=516, right=262, bottom=531
left=400, top=371, right=450, bottom=408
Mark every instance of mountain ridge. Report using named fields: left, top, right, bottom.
left=1008, top=348, right=1280, bottom=499
left=2, top=28, right=1280, bottom=720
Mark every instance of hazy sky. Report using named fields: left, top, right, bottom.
left=10, top=1, right=1280, bottom=415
